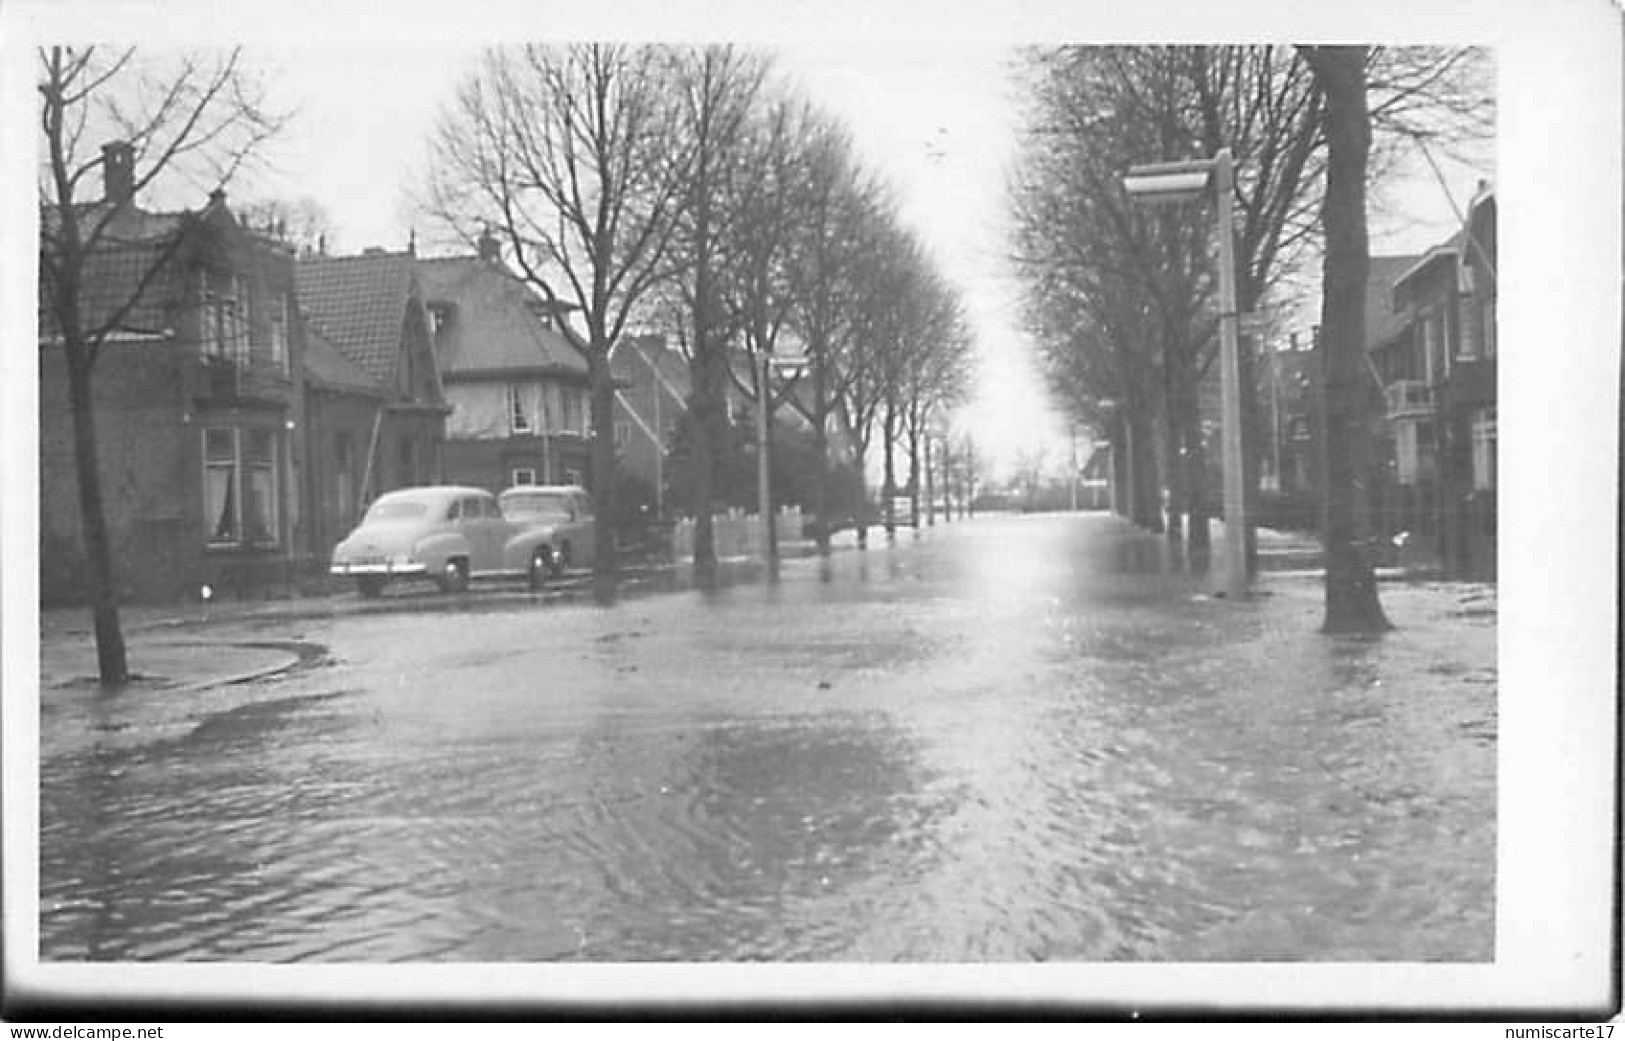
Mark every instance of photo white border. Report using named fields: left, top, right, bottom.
left=2, top=0, right=1617, bottom=1017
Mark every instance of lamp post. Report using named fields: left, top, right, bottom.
left=1123, top=147, right=1248, bottom=600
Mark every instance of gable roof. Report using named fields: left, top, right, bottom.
left=296, top=250, right=417, bottom=386
left=38, top=202, right=196, bottom=341
left=414, top=255, right=590, bottom=380
left=1366, top=253, right=1423, bottom=348
left=303, top=324, right=382, bottom=397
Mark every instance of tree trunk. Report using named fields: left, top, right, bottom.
left=1130, top=407, right=1163, bottom=533
left=810, top=353, right=831, bottom=554
left=882, top=403, right=897, bottom=538
left=688, top=180, right=718, bottom=571
left=587, top=349, right=620, bottom=584
left=907, top=425, right=921, bottom=529
left=1305, top=45, right=1390, bottom=634
left=764, top=399, right=780, bottom=562
left=66, top=351, right=128, bottom=685
left=1162, top=364, right=1184, bottom=541
left=1185, top=416, right=1212, bottom=552
left=854, top=444, right=870, bottom=548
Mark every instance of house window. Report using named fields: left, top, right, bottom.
left=564, top=468, right=583, bottom=486
left=561, top=388, right=582, bottom=434
left=1395, top=419, right=1437, bottom=486
left=429, top=305, right=451, bottom=340
left=1471, top=407, right=1497, bottom=491
left=335, top=431, right=356, bottom=523
left=203, top=427, right=279, bottom=546
left=242, top=428, right=277, bottom=542
left=510, top=383, right=532, bottom=434
left=511, top=467, right=537, bottom=487
left=615, top=420, right=631, bottom=448
left=270, top=295, right=289, bottom=374
left=1420, top=312, right=1439, bottom=383
left=1481, top=300, right=1496, bottom=358
left=199, top=270, right=248, bottom=362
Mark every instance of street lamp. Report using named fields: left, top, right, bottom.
left=1123, top=147, right=1248, bottom=600
left=756, top=349, right=807, bottom=565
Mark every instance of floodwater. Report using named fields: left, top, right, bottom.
left=39, top=513, right=1495, bottom=962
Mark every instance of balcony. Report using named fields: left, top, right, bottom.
left=1384, top=379, right=1434, bottom=419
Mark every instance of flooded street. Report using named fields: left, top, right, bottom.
left=39, top=512, right=1495, bottom=962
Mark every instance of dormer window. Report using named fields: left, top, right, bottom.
left=429, top=304, right=451, bottom=340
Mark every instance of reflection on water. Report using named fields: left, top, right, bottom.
left=40, top=513, right=1494, bottom=962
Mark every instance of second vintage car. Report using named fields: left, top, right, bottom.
left=330, top=485, right=580, bottom=596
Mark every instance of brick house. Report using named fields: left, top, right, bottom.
left=299, top=324, right=385, bottom=566
left=295, top=248, right=450, bottom=558
left=39, top=143, right=309, bottom=603
left=1370, top=185, right=1497, bottom=578
left=414, top=236, right=594, bottom=492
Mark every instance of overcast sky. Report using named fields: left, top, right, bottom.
left=235, top=42, right=1489, bottom=481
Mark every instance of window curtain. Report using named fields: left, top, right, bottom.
left=206, top=462, right=235, bottom=540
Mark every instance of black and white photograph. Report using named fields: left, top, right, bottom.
left=2, top=0, right=1617, bottom=1023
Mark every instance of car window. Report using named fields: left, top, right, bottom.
left=503, top=492, right=572, bottom=519
left=458, top=497, right=483, bottom=521
left=445, top=499, right=461, bottom=521
left=365, top=500, right=429, bottom=522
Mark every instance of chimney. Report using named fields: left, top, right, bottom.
left=101, top=141, right=135, bottom=207
left=477, top=226, right=501, bottom=263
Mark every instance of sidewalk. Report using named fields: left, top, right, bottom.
left=33, top=535, right=862, bottom=692
left=38, top=631, right=302, bottom=694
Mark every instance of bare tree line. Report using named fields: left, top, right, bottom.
left=1006, top=44, right=1492, bottom=631
left=423, top=43, right=977, bottom=574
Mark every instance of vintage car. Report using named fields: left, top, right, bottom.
left=497, top=484, right=597, bottom=572
left=329, top=485, right=566, bottom=597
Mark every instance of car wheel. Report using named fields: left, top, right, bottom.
left=435, top=558, right=470, bottom=594
left=527, top=546, right=551, bottom=591
left=356, top=576, right=385, bottom=598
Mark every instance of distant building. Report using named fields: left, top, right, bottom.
left=39, top=142, right=310, bottom=603
left=610, top=334, right=690, bottom=514
left=1374, top=184, right=1497, bottom=578
left=414, top=233, right=594, bottom=493
left=1262, top=183, right=1497, bottom=580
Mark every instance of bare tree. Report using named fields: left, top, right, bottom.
left=1011, top=45, right=1491, bottom=563
left=716, top=96, right=825, bottom=558
left=425, top=44, right=691, bottom=584
left=898, top=291, right=973, bottom=529
left=1299, top=45, right=1391, bottom=634
left=237, top=194, right=335, bottom=252
left=781, top=118, right=881, bottom=551
left=38, top=45, right=286, bottom=684
left=666, top=45, right=771, bottom=571
left=837, top=203, right=914, bottom=547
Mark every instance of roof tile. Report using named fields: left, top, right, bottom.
left=296, top=251, right=415, bottom=386
left=414, top=255, right=589, bottom=379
